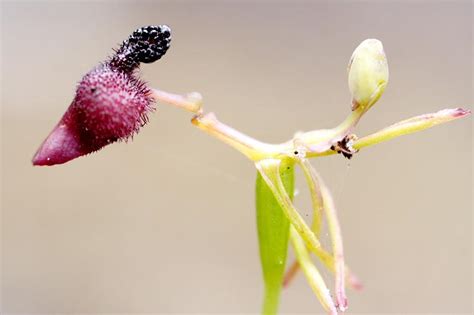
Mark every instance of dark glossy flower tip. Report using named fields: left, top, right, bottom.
left=110, top=25, right=171, bottom=73
left=33, top=25, right=171, bottom=166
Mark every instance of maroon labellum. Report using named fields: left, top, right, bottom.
left=32, top=25, right=171, bottom=166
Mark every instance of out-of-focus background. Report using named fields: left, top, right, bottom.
left=1, top=1, right=472, bottom=313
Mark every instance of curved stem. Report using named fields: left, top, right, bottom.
left=191, top=112, right=283, bottom=161
left=151, top=88, right=363, bottom=161
left=255, top=159, right=323, bottom=252
left=352, top=108, right=471, bottom=150
left=255, top=158, right=359, bottom=286
left=151, top=89, right=203, bottom=113
left=299, top=107, right=364, bottom=153
left=299, top=158, right=347, bottom=311
left=290, top=226, right=337, bottom=315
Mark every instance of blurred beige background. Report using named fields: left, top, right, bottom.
left=1, top=1, right=472, bottom=314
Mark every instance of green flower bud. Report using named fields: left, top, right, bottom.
left=348, top=39, right=389, bottom=112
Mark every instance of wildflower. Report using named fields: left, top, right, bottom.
left=32, top=25, right=171, bottom=166
left=33, top=30, right=470, bottom=315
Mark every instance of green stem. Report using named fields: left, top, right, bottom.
left=256, top=158, right=295, bottom=315
left=289, top=226, right=337, bottom=314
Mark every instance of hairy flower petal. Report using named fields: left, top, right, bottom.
left=32, top=25, right=172, bottom=166
left=32, top=65, right=153, bottom=166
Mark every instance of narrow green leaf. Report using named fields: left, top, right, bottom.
left=256, top=158, right=295, bottom=315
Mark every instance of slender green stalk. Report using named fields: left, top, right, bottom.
left=256, top=158, right=295, bottom=315
left=256, top=160, right=348, bottom=279
left=256, top=160, right=324, bottom=254
left=290, top=226, right=337, bottom=314
left=353, top=108, right=470, bottom=150
left=299, top=158, right=346, bottom=311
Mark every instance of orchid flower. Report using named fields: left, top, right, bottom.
left=33, top=27, right=470, bottom=314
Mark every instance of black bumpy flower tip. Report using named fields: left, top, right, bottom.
left=110, top=25, right=172, bottom=73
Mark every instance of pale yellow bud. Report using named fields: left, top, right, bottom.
left=348, top=39, right=389, bottom=112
